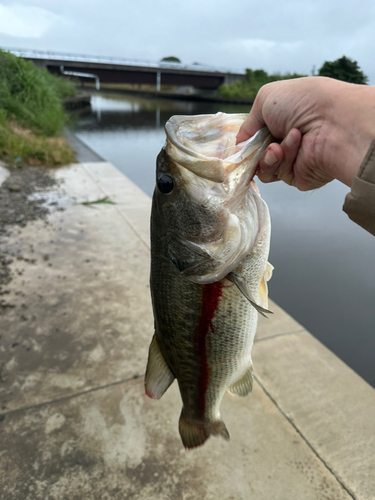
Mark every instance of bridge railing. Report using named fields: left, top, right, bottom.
left=3, top=47, right=246, bottom=76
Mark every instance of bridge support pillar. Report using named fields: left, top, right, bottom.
left=156, top=71, right=161, bottom=92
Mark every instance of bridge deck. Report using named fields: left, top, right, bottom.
left=6, top=48, right=246, bottom=89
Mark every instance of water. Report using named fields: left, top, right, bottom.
left=73, top=94, right=375, bottom=387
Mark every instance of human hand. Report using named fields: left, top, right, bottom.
left=237, top=77, right=375, bottom=190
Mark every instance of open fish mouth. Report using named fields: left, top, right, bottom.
left=165, top=112, right=271, bottom=185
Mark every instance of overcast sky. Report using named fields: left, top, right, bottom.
left=0, top=0, right=374, bottom=83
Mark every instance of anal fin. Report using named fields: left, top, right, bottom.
left=145, top=335, right=175, bottom=399
left=227, top=365, right=253, bottom=397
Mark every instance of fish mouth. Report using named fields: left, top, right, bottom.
left=161, top=114, right=272, bottom=283
left=165, top=114, right=272, bottom=184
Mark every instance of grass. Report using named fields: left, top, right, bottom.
left=218, top=68, right=307, bottom=99
left=81, top=196, right=116, bottom=206
left=0, top=49, right=76, bottom=166
left=0, top=114, right=75, bottom=166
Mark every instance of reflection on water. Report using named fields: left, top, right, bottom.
left=73, top=93, right=375, bottom=387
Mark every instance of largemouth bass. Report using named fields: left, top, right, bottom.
left=145, top=112, right=273, bottom=449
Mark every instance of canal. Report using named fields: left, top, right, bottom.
left=72, top=93, right=375, bottom=387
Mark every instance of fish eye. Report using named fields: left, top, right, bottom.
left=157, top=174, right=174, bottom=195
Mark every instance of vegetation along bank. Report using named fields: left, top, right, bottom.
left=219, top=56, right=368, bottom=98
left=0, top=49, right=76, bottom=167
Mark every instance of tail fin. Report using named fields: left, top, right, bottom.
left=179, top=411, right=230, bottom=449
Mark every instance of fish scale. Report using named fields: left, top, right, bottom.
left=146, top=113, right=272, bottom=449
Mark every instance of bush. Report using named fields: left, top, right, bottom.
left=0, top=116, right=75, bottom=166
left=160, top=56, right=181, bottom=63
left=0, top=49, right=76, bottom=166
left=218, top=68, right=307, bottom=99
left=0, top=49, right=75, bottom=136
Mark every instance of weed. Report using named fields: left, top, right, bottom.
left=81, top=196, right=116, bottom=206
left=0, top=119, right=75, bottom=166
left=0, top=49, right=77, bottom=166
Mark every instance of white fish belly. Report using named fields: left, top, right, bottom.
left=201, top=283, right=258, bottom=421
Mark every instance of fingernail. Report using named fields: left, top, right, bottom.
left=264, top=150, right=278, bottom=166
left=236, top=132, right=245, bottom=145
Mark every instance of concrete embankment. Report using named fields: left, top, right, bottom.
left=0, top=150, right=374, bottom=499
left=63, top=94, right=91, bottom=111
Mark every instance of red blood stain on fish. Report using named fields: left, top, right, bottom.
left=145, top=387, right=155, bottom=399
left=195, top=282, right=223, bottom=417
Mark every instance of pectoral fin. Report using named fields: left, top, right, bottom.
left=230, top=272, right=273, bottom=318
left=228, top=365, right=253, bottom=397
left=145, top=335, right=175, bottom=399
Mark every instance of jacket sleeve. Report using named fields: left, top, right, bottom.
left=343, top=140, right=375, bottom=236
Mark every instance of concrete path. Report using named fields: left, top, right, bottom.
left=0, top=162, right=374, bottom=500
left=0, top=165, right=10, bottom=187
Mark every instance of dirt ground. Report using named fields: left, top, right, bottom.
left=0, top=164, right=60, bottom=307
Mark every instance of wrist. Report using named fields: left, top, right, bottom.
left=322, top=82, right=375, bottom=187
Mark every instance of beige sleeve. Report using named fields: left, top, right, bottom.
left=343, top=140, right=375, bottom=236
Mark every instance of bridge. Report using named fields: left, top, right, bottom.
left=7, top=49, right=246, bottom=90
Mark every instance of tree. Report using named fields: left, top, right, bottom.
left=160, top=56, right=181, bottom=63
left=318, top=56, right=368, bottom=84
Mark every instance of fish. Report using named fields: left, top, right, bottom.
left=145, top=112, right=273, bottom=449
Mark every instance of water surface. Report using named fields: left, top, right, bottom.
left=73, top=94, right=375, bottom=387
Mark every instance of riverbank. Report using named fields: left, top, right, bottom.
left=0, top=49, right=76, bottom=167
left=0, top=149, right=374, bottom=498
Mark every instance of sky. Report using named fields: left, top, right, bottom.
left=0, top=0, right=374, bottom=83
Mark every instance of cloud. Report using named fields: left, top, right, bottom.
left=0, top=3, right=60, bottom=38
left=238, top=39, right=302, bottom=52
left=0, top=0, right=373, bottom=83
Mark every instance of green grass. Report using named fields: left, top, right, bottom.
left=81, top=196, right=116, bottom=206
left=0, top=112, right=75, bottom=166
left=0, top=49, right=76, bottom=166
left=218, top=69, right=307, bottom=99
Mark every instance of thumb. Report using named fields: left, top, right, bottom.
left=236, top=92, right=266, bottom=144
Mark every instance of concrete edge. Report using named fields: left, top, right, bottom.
left=64, top=130, right=106, bottom=163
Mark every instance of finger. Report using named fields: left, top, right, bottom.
left=257, top=143, right=284, bottom=183
left=274, top=128, right=302, bottom=185
left=257, top=128, right=302, bottom=185
left=236, top=88, right=267, bottom=144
